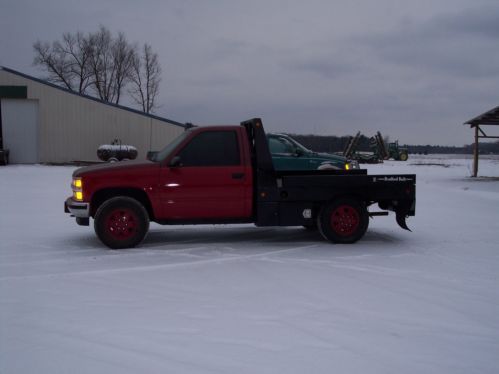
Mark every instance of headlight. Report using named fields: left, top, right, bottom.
left=72, top=178, right=83, bottom=201
left=345, top=160, right=359, bottom=170
left=73, top=178, right=82, bottom=189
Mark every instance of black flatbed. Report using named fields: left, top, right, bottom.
left=241, top=118, right=415, bottom=236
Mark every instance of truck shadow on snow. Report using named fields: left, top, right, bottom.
left=137, top=226, right=407, bottom=250
left=64, top=226, right=407, bottom=253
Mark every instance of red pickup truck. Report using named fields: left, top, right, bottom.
left=65, top=118, right=415, bottom=249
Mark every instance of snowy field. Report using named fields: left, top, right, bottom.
left=1, top=155, right=498, bottom=374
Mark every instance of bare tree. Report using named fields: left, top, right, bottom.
left=129, top=44, right=161, bottom=113
left=86, top=26, right=114, bottom=102
left=33, top=40, right=74, bottom=91
left=33, top=27, right=162, bottom=111
left=87, top=27, right=136, bottom=104
left=111, top=32, right=136, bottom=104
left=33, top=32, right=92, bottom=94
left=59, top=32, right=93, bottom=94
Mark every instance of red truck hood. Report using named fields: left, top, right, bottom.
left=73, top=160, right=158, bottom=177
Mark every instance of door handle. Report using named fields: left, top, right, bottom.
left=232, top=173, right=245, bottom=179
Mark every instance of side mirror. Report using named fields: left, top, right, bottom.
left=146, top=151, right=158, bottom=161
left=168, top=156, right=181, bottom=167
left=295, top=148, right=304, bottom=157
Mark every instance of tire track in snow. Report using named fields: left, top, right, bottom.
left=0, top=244, right=318, bottom=281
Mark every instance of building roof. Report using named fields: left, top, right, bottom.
left=464, top=105, right=499, bottom=127
left=0, top=66, right=186, bottom=128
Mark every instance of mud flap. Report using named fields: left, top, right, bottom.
left=396, top=212, right=411, bottom=231
left=395, top=201, right=413, bottom=231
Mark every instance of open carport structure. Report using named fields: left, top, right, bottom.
left=464, top=105, right=499, bottom=177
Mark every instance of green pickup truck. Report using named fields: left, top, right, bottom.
left=268, top=133, right=358, bottom=171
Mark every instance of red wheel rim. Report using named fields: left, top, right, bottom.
left=330, top=205, right=360, bottom=236
left=105, top=208, right=138, bottom=240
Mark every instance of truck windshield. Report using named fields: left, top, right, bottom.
left=151, top=130, right=192, bottom=162
left=286, top=136, right=311, bottom=154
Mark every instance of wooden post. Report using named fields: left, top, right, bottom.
left=473, top=125, right=479, bottom=177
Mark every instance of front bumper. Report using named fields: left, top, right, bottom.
left=64, top=197, right=90, bottom=218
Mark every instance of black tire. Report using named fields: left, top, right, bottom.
left=94, top=196, right=149, bottom=249
left=317, top=198, right=369, bottom=244
left=399, top=152, right=408, bottom=161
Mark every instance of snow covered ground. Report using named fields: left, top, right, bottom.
left=1, top=155, right=498, bottom=374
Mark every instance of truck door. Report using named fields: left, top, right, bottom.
left=268, top=135, right=313, bottom=170
left=159, top=129, right=252, bottom=220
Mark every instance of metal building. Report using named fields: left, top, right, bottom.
left=0, top=66, right=186, bottom=164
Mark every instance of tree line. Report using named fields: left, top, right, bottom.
left=33, top=26, right=160, bottom=113
left=289, top=134, right=499, bottom=154
left=405, top=142, right=499, bottom=155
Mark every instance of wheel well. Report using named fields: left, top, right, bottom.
left=91, top=188, right=154, bottom=219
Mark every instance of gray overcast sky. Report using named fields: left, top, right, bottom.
left=1, top=0, right=499, bottom=145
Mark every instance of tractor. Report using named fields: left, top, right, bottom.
left=342, top=131, right=408, bottom=163
left=387, top=140, right=409, bottom=161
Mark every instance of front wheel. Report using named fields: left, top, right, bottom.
left=94, top=196, right=150, bottom=249
left=318, top=198, right=369, bottom=243
left=399, top=152, right=408, bottom=161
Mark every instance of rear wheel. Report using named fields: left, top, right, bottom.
left=94, top=196, right=149, bottom=249
left=318, top=198, right=368, bottom=243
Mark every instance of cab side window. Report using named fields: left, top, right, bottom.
left=177, top=131, right=241, bottom=166
left=268, top=137, right=293, bottom=154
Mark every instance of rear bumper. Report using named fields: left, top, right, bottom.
left=65, top=197, right=90, bottom=218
